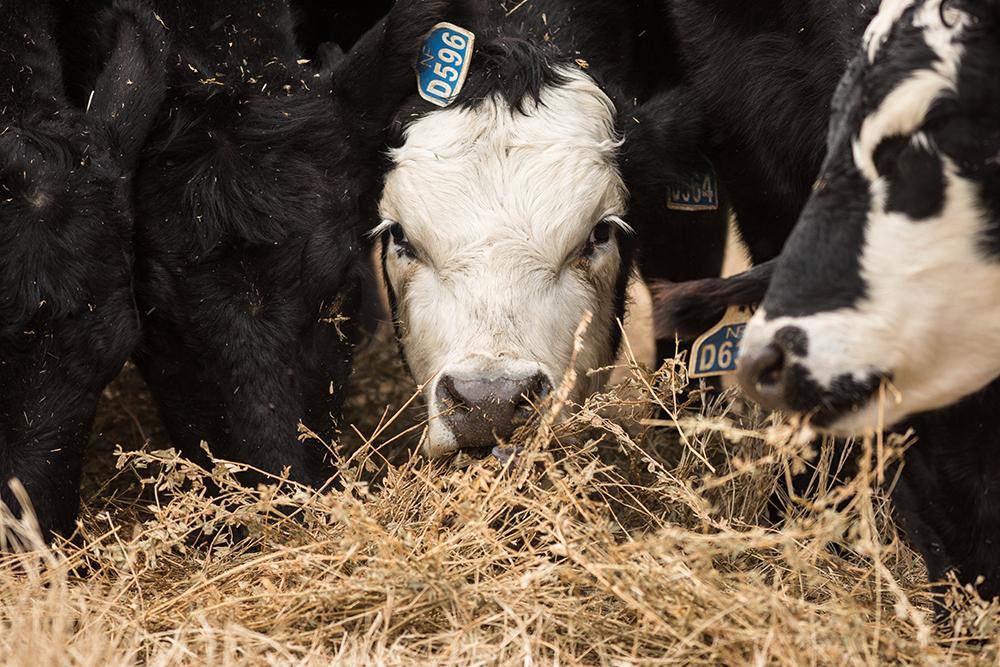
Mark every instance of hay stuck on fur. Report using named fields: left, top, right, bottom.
left=1, top=329, right=998, bottom=666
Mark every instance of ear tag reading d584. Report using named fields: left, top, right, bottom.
left=689, top=303, right=757, bottom=378
left=417, top=23, right=475, bottom=107
left=668, top=158, right=719, bottom=211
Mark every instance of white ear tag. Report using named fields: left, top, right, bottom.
left=689, top=303, right=756, bottom=378
left=668, top=158, right=719, bottom=211
left=416, top=23, right=475, bottom=107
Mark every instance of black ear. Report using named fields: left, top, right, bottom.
left=330, top=0, right=475, bottom=125
left=650, top=260, right=776, bottom=342
left=618, top=87, right=715, bottom=196
left=87, top=0, right=166, bottom=171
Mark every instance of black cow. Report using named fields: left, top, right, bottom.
left=734, top=0, right=1000, bottom=605
left=664, top=0, right=878, bottom=263
left=126, top=0, right=452, bottom=490
left=375, top=0, right=730, bottom=458
left=0, top=0, right=165, bottom=540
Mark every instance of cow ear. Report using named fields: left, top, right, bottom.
left=618, top=87, right=716, bottom=202
left=87, top=0, right=167, bottom=172
left=329, top=0, right=473, bottom=125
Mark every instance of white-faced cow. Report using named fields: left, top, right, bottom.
left=0, top=0, right=165, bottom=540
left=124, top=0, right=453, bottom=491
left=734, top=0, right=1000, bottom=605
left=377, top=0, right=730, bottom=458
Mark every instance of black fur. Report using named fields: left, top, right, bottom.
left=649, top=260, right=775, bottom=342
left=128, top=0, right=452, bottom=490
left=0, top=0, right=165, bottom=539
left=895, top=380, right=1000, bottom=609
left=665, top=0, right=878, bottom=263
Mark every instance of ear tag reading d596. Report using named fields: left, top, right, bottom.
left=689, top=303, right=757, bottom=378
left=417, top=23, right=475, bottom=107
left=668, top=158, right=719, bottom=211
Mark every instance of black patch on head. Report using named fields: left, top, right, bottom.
left=453, top=37, right=570, bottom=115
left=762, top=4, right=961, bottom=320
left=762, top=151, right=872, bottom=318
left=774, top=325, right=808, bottom=358
left=876, top=134, right=946, bottom=220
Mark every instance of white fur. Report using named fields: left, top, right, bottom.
left=855, top=0, right=965, bottom=179
left=378, top=67, right=627, bottom=456
left=864, top=0, right=914, bottom=61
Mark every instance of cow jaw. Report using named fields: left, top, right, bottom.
left=378, top=67, right=628, bottom=457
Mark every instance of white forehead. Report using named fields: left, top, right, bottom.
left=379, top=66, right=625, bottom=258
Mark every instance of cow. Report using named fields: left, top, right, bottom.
left=737, top=0, right=1000, bottom=447
left=375, top=0, right=731, bottom=459
left=725, top=0, right=1000, bottom=607
left=123, top=0, right=454, bottom=491
left=0, top=0, right=165, bottom=541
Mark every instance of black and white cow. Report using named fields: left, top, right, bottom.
left=0, top=0, right=164, bottom=540
left=738, top=0, right=1000, bottom=438
left=376, top=0, right=730, bottom=458
left=126, top=0, right=452, bottom=490
left=733, top=0, right=1000, bottom=604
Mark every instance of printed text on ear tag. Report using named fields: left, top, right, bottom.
left=417, top=23, right=475, bottom=107
left=689, top=303, right=756, bottom=378
left=668, top=158, right=719, bottom=211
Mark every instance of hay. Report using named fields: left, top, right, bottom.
left=1, top=328, right=998, bottom=666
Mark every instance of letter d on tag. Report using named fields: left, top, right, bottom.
left=417, top=23, right=475, bottom=107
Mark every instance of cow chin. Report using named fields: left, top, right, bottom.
left=422, top=355, right=559, bottom=458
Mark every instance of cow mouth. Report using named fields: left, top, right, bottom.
left=779, top=363, right=887, bottom=432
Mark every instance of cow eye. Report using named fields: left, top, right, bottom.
left=387, top=222, right=416, bottom=258
left=872, top=135, right=909, bottom=177
left=941, top=0, right=992, bottom=28
left=583, top=220, right=613, bottom=256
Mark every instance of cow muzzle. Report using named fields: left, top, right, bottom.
left=426, top=365, right=554, bottom=458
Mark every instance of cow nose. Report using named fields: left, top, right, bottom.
left=436, top=372, right=553, bottom=453
left=736, top=342, right=791, bottom=412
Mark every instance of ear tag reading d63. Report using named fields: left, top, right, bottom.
left=689, top=303, right=757, bottom=378
left=417, top=23, right=475, bottom=107
left=668, top=158, right=719, bottom=211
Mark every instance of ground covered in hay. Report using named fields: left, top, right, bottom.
left=2, top=325, right=999, bottom=666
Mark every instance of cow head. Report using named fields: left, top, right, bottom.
left=129, top=0, right=454, bottom=485
left=376, top=22, right=647, bottom=456
left=737, top=0, right=1000, bottom=434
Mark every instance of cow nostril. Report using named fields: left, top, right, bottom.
left=513, top=373, right=553, bottom=419
left=753, top=344, right=786, bottom=389
left=437, top=375, right=471, bottom=413
left=437, top=372, right=554, bottom=450
left=736, top=342, right=792, bottom=411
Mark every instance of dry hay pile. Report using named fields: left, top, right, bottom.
left=1, top=327, right=998, bottom=666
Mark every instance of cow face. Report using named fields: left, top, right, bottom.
left=377, top=67, right=630, bottom=457
left=738, top=0, right=1000, bottom=435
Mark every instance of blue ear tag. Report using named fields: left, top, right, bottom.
left=668, top=158, right=719, bottom=211
left=689, top=303, right=756, bottom=378
left=416, top=23, right=475, bottom=107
